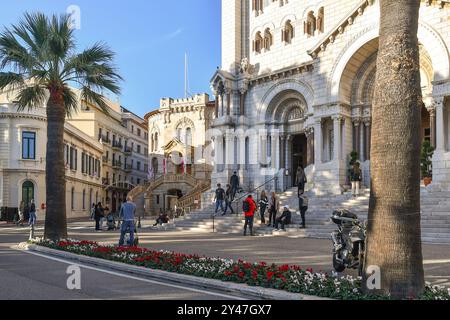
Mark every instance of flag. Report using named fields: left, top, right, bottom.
left=148, top=166, right=154, bottom=180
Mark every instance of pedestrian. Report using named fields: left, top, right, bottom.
left=275, top=205, right=292, bottom=231
left=214, top=183, right=225, bottom=215
left=153, top=212, right=169, bottom=227
left=259, top=190, right=269, bottom=225
left=350, top=162, right=362, bottom=197
left=223, top=184, right=235, bottom=216
left=119, top=196, right=137, bottom=247
left=298, top=192, right=309, bottom=229
left=90, top=203, right=96, bottom=220
left=267, top=192, right=280, bottom=228
left=94, top=202, right=104, bottom=231
left=230, top=171, right=240, bottom=201
left=28, top=199, right=37, bottom=227
left=100, top=206, right=109, bottom=229
left=16, top=201, right=25, bottom=227
left=296, top=165, right=307, bottom=195
left=243, top=194, right=256, bottom=236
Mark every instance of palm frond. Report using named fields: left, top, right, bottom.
left=15, top=85, right=47, bottom=111
left=48, top=14, right=74, bottom=60
left=0, top=29, right=37, bottom=72
left=80, top=86, right=110, bottom=115
left=0, top=71, right=25, bottom=91
left=61, top=85, right=79, bottom=117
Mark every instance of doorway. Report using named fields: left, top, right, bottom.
left=291, top=134, right=308, bottom=187
left=22, top=181, right=34, bottom=206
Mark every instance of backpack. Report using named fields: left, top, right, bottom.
left=243, top=199, right=250, bottom=212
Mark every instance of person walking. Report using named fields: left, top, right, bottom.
left=119, top=196, right=137, bottom=247
left=16, top=201, right=25, bottom=227
left=243, top=194, right=256, bottom=236
left=230, top=172, right=240, bottom=201
left=350, top=162, right=362, bottom=197
left=90, top=203, right=96, bottom=220
left=267, top=192, right=280, bottom=228
left=259, top=190, right=269, bottom=225
left=223, top=184, right=235, bottom=216
left=94, top=202, right=104, bottom=231
left=298, top=192, right=309, bottom=229
left=214, top=184, right=226, bottom=215
left=28, top=199, right=37, bottom=227
left=295, top=165, right=307, bottom=195
left=275, top=205, right=292, bottom=231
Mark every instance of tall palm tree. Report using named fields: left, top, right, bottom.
left=365, top=0, right=424, bottom=299
left=0, top=13, right=122, bottom=241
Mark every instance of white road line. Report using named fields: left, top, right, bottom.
left=23, top=250, right=247, bottom=300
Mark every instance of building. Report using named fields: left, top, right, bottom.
left=67, top=92, right=149, bottom=213
left=141, top=94, right=214, bottom=214
left=0, top=96, right=103, bottom=221
left=210, top=0, right=450, bottom=194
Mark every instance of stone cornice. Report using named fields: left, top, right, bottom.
left=249, top=62, right=314, bottom=87
left=307, top=0, right=374, bottom=58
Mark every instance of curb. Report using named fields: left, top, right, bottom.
left=19, top=243, right=331, bottom=301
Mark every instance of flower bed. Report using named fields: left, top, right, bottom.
left=32, top=239, right=450, bottom=300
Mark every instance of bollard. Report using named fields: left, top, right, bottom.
left=137, top=216, right=142, bottom=229
left=29, top=224, right=35, bottom=241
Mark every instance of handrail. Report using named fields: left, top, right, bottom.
left=232, top=176, right=278, bottom=205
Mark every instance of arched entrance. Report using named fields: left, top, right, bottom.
left=22, top=181, right=34, bottom=207
left=338, top=37, right=436, bottom=184
left=265, top=90, right=311, bottom=189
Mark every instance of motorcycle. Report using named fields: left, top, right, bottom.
left=330, top=210, right=366, bottom=276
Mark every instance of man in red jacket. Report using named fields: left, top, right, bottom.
left=243, top=194, right=257, bottom=236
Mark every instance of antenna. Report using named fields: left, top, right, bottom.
left=184, top=52, right=188, bottom=98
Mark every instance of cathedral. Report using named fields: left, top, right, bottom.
left=208, top=0, right=450, bottom=195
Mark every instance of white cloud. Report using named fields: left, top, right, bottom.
left=164, top=28, right=183, bottom=39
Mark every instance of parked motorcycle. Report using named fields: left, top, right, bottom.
left=330, top=210, right=366, bottom=276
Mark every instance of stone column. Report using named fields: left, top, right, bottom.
left=214, top=97, right=219, bottom=119
left=353, top=119, right=361, bottom=156
left=360, top=122, right=365, bottom=162
left=364, top=120, right=371, bottom=161
left=435, top=97, right=446, bottom=152
left=240, top=90, right=246, bottom=116
left=333, top=116, right=343, bottom=161
left=306, top=127, right=315, bottom=166
left=226, top=90, right=231, bottom=116
left=280, top=135, right=286, bottom=169
left=314, top=119, right=322, bottom=164
left=271, top=130, right=280, bottom=169
left=225, top=130, right=234, bottom=170
left=429, top=107, right=436, bottom=149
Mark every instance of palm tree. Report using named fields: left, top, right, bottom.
left=364, top=0, right=424, bottom=298
left=0, top=13, right=122, bottom=241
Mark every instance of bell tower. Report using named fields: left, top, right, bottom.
left=221, top=0, right=244, bottom=74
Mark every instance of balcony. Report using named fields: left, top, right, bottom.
left=100, top=135, right=111, bottom=145
left=112, top=160, right=122, bottom=169
left=102, top=156, right=109, bottom=165
left=102, top=178, right=110, bottom=186
left=124, top=146, right=133, bottom=156
left=124, top=164, right=132, bottom=173
left=112, top=142, right=123, bottom=151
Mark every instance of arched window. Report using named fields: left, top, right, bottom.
left=304, top=11, right=316, bottom=36
left=263, top=28, right=273, bottom=51
left=151, top=134, right=154, bottom=152
left=253, top=32, right=263, bottom=53
left=95, top=191, right=99, bottom=204
left=22, top=181, right=34, bottom=206
left=177, top=128, right=182, bottom=141
left=185, top=128, right=192, bottom=147
left=71, top=187, right=75, bottom=210
left=154, top=132, right=158, bottom=151
left=317, top=7, right=324, bottom=33
left=282, top=20, right=294, bottom=44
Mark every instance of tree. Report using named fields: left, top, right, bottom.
left=0, top=13, right=122, bottom=241
left=364, top=0, right=424, bottom=299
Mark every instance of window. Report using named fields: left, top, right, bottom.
left=69, top=147, right=78, bottom=171
left=137, top=178, right=141, bottom=185
left=82, top=189, right=86, bottom=210
left=22, top=131, right=36, bottom=160
left=304, top=11, right=317, bottom=36
left=263, top=29, right=273, bottom=51
left=137, top=161, right=141, bottom=171
left=282, top=20, right=294, bottom=44
left=137, top=128, right=141, bottom=137
left=137, top=145, right=141, bottom=154
left=317, top=7, right=324, bottom=34
left=71, top=187, right=75, bottom=210
left=253, top=32, right=263, bottom=54
left=185, top=128, right=192, bottom=147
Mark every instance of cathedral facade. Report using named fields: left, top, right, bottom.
left=209, top=0, right=450, bottom=195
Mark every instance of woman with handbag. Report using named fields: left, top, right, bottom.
left=267, top=192, right=280, bottom=228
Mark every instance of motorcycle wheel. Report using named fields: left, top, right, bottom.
left=333, top=253, right=346, bottom=273
left=357, top=242, right=365, bottom=277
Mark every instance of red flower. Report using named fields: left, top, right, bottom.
left=306, top=268, right=314, bottom=273
left=224, top=271, right=232, bottom=277
left=233, top=265, right=240, bottom=273
left=267, top=271, right=275, bottom=281
left=238, top=272, right=245, bottom=278
left=252, top=270, right=258, bottom=280
left=278, top=265, right=290, bottom=272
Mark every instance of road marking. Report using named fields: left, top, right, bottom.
left=23, top=250, right=247, bottom=300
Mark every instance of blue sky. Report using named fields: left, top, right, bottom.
left=0, top=0, right=221, bottom=117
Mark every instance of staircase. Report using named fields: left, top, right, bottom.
left=171, top=186, right=450, bottom=244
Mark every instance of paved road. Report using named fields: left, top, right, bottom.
left=0, top=229, right=241, bottom=300
left=2, top=219, right=450, bottom=299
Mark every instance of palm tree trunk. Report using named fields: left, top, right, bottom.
left=44, top=91, right=68, bottom=241
left=364, top=0, right=424, bottom=299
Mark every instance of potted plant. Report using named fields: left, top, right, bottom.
left=421, top=140, right=435, bottom=186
